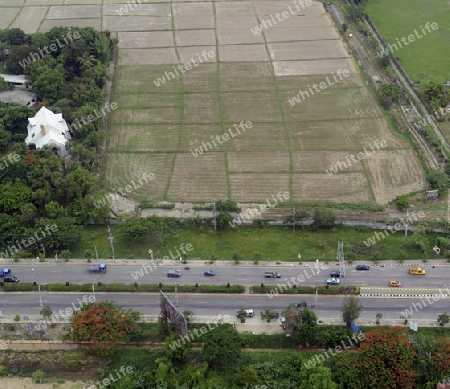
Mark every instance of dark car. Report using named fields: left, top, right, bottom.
left=204, top=270, right=215, bottom=276
left=330, top=271, right=344, bottom=278
left=3, top=276, right=19, bottom=282
left=356, top=265, right=370, bottom=271
left=296, top=301, right=307, bottom=308
left=167, top=270, right=181, bottom=278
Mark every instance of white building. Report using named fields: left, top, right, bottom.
left=0, top=74, right=28, bottom=87
left=25, top=107, right=71, bottom=157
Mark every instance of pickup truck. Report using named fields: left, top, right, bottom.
left=0, top=268, right=11, bottom=277
left=265, top=272, right=281, bottom=278
left=409, top=267, right=426, bottom=275
left=88, top=264, right=107, bottom=273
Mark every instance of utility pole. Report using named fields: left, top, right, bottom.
left=213, top=202, right=216, bottom=232
left=95, top=246, right=98, bottom=261
left=293, top=207, right=296, bottom=232
left=32, top=262, right=43, bottom=308
left=405, top=209, right=409, bottom=238
left=107, top=225, right=115, bottom=262
left=175, top=284, right=179, bottom=308
left=337, top=241, right=345, bottom=280
left=315, top=259, right=318, bottom=308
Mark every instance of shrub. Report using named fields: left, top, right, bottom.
left=253, top=252, right=262, bottom=262
left=14, top=315, right=20, bottom=322
left=7, top=324, right=15, bottom=331
left=395, top=195, right=409, bottom=211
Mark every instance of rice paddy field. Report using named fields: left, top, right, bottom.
left=0, top=0, right=427, bottom=205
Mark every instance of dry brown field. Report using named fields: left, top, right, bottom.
left=0, top=0, right=427, bottom=205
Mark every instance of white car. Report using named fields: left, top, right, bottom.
left=237, top=309, right=254, bottom=318
left=326, top=277, right=340, bottom=286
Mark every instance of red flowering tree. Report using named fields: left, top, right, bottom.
left=334, top=327, right=418, bottom=388
left=70, top=301, right=140, bottom=356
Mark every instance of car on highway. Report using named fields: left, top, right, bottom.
left=296, top=301, right=307, bottom=308
left=3, top=276, right=19, bottom=282
left=389, top=280, right=402, bottom=287
left=167, top=270, right=181, bottom=278
left=237, top=309, right=254, bottom=318
left=356, top=265, right=370, bottom=271
left=330, top=270, right=344, bottom=278
left=204, top=270, right=215, bottom=276
left=326, top=277, right=340, bottom=285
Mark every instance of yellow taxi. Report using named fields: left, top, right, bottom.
left=388, top=280, right=402, bottom=287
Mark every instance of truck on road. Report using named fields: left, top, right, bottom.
left=88, top=264, right=107, bottom=273
left=0, top=268, right=11, bottom=277
left=409, top=267, right=426, bottom=275
left=265, top=272, right=281, bottom=278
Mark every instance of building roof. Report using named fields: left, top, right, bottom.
left=25, top=107, right=70, bottom=154
left=426, top=190, right=439, bottom=199
left=0, top=90, right=37, bottom=106
left=0, top=74, right=27, bottom=84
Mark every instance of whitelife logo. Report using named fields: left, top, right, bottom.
left=288, top=69, right=351, bottom=107
left=363, top=211, right=425, bottom=248
left=325, top=140, right=388, bottom=175
left=68, top=102, right=118, bottom=132
left=153, top=50, right=216, bottom=87
left=93, top=172, right=155, bottom=209
left=250, top=0, right=313, bottom=35
left=229, top=191, right=290, bottom=228
left=19, top=30, right=81, bottom=69
left=377, top=22, right=439, bottom=58
left=190, top=121, right=253, bottom=157
left=115, top=0, right=151, bottom=16
left=0, top=224, right=58, bottom=259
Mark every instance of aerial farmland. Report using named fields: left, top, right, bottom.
left=0, top=0, right=426, bottom=205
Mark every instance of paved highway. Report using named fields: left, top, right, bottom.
left=1, top=293, right=449, bottom=322
left=6, top=263, right=450, bottom=289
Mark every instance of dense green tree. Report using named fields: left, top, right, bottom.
left=423, top=81, right=450, bottom=111
left=411, top=334, right=446, bottom=387
left=164, top=334, right=191, bottom=363
left=427, top=168, right=449, bottom=196
left=33, top=66, right=66, bottom=99
left=0, top=183, right=32, bottom=213
left=4, top=45, right=36, bottom=74
left=438, top=312, right=450, bottom=327
left=7, top=28, right=25, bottom=45
left=216, top=211, right=233, bottom=230
left=0, top=128, right=12, bottom=148
left=232, top=365, right=262, bottom=388
left=395, top=195, right=409, bottom=211
left=282, top=304, right=317, bottom=346
left=299, top=365, right=338, bottom=389
left=341, top=295, right=363, bottom=327
left=312, top=207, right=337, bottom=229
left=378, top=83, right=401, bottom=106
left=260, top=308, right=277, bottom=323
left=123, top=218, right=151, bottom=239
left=202, top=324, right=241, bottom=368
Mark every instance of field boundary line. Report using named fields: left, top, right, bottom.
left=250, top=0, right=293, bottom=196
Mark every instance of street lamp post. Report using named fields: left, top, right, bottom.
left=315, top=259, right=319, bottom=308
left=32, top=262, right=43, bottom=308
